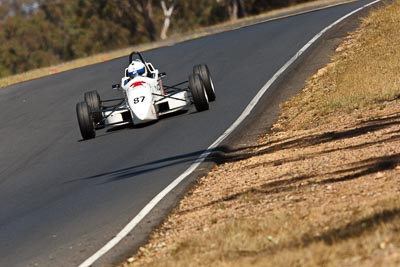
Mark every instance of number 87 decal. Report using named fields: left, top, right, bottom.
left=133, top=96, right=145, bottom=104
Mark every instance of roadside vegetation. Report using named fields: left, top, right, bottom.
left=121, top=1, right=400, bottom=266
left=0, top=0, right=316, bottom=79
left=0, top=0, right=352, bottom=89
left=276, top=0, right=400, bottom=130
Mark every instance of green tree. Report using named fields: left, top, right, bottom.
left=0, top=0, right=318, bottom=78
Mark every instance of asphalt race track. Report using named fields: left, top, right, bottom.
left=0, top=1, right=382, bottom=266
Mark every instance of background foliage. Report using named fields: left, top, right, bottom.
left=0, top=0, right=313, bottom=78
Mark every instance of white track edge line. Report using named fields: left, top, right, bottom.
left=79, top=1, right=381, bottom=266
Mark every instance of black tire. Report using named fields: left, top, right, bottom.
left=84, top=90, right=103, bottom=124
left=193, top=64, right=216, bottom=101
left=76, top=102, right=96, bottom=140
left=189, top=74, right=209, bottom=112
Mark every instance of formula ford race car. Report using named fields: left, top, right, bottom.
left=76, top=51, right=216, bottom=140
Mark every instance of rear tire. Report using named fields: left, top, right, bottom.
left=193, top=64, right=216, bottom=102
left=76, top=102, right=95, bottom=140
left=84, top=90, right=103, bottom=124
left=189, top=74, right=209, bottom=112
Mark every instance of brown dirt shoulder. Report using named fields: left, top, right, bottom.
left=119, top=1, right=400, bottom=266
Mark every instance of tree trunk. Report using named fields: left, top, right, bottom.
left=143, top=0, right=157, bottom=41
left=160, top=0, right=175, bottom=40
left=228, top=0, right=238, bottom=21
left=237, top=0, right=246, bottom=18
left=129, top=0, right=157, bottom=41
left=227, top=0, right=246, bottom=21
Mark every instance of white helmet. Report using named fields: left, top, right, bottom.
left=127, top=60, right=146, bottom=78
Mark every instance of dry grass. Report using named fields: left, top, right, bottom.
left=121, top=1, right=400, bottom=267
left=276, top=0, right=400, bottom=131
left=0, top=0, right=354, bottom=89
left=141, top=197, right=400, bottom=267
left=125, top=103, right=400, bottom=266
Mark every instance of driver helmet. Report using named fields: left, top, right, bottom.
left=127, top=59, right=146, bottom=78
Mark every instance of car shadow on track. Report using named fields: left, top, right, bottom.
left=71, top=112, right=400, bottom=184
left=74, top=146, right=229, bottom=183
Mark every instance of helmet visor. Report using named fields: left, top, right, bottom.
left=128, top=70, right=138, bottom=78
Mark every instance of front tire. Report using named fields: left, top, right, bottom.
left=189, top=74, right=209, bottom=112
left=84, top=90, right=103, bottom=124
left=76, top=102, right=95, bottom=140
left=193, top=64, right=216, bottom=102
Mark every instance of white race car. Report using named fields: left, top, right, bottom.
left=76, top=51, right=216, bottom=140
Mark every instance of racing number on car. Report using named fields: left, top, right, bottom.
left=133, top=96, right=145, bottom=104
